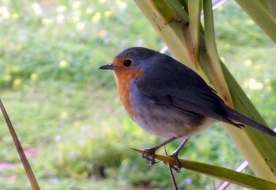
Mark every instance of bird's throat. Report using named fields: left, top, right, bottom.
left=114, top=69, right=143, bottom=119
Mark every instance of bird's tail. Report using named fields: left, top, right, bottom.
left=224, top=106, right=276, bottom=137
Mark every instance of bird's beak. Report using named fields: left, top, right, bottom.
left=98, top=64, right=117, bottom=70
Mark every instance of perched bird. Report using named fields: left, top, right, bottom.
left=99, top=47, right=276, bottom=169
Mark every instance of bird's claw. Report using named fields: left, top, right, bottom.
left=141, top=148, right=182, bottom=171
left=169, top=153, right=182, bottom=172
left=142, top=148, right=159, bottom=166
left=162, top=153, right=182, bottom=172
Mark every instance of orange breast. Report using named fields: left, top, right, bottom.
left=113, top=67, right=142, bottom=119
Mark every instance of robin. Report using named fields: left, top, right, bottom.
left=99, top=47, right=276, bottom=169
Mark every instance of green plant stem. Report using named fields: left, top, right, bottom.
left=134, top=0, right=276, bottom=182
left=235, top=0, right=276, bottom=44
left=133, top=148, right=276, bottom=190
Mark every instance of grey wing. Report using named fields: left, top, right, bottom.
left=136, top=72, right=242, bottom=128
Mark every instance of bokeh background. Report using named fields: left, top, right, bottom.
left=0, top=0, right=276, bottom=189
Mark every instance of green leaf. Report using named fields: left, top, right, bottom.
left=132, top=148, right=276, bottom=189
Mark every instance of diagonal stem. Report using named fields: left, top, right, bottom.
left=0, top=99, right=40, bottom=190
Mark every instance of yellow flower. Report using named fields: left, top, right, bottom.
left=3, top=75, right=11, bottom=82
left=74, top=122, right=82, bottom=129
left=247, top=19, right=254, bottom=26
left=12, top=13, right=19, bottom=20
left=92, top=12, right=101, bottom=23
left=42, top=18, right=53, bottom=25
left=60, top=112, right=68, bottom=119
left=13, top=78, right=21, bottom=86
left=76, top=22, right=85, bottom=30
left=59, top=60, right=69, bottom=68
left=30, top=73, right=37, bottom=81
left=56, top=5, right=67, bottom=13
left=244, top=59, right=252, bottom=66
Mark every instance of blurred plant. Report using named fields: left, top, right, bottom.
left=133, top=0, right=276, bottom=187
left=0, top=0, right=161, bottom=89
left=1, top=0, right=276, bottom=189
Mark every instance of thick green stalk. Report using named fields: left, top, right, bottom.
left=133, top=148, right=276, bottom=190
left=187, top=0, right=201, bottom=67
left=134, top=0, right=276, bottom=183
left=139, top=0, right=192, bottom=67
left=235, top=0, right=276, bottom=44
left=222, top=64, right=276, bottom=180
left=202, top=0, right=276, bottom=180
left=203, top=0, right=232, bottom=106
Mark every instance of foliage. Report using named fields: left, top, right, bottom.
left=214, top=3, right=276, bottom=127
left=0, top=0, right=275, bottom=189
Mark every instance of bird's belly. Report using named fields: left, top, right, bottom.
left=126, top=81, right=216, bottom=139
left=132, top=101, right=215, bottom=139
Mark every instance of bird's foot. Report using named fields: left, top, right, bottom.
left=141, top=137, right=182, bottom=168
left=168, top=152, right=182, bottom=172
left=142, top=148, right=160, bottom=166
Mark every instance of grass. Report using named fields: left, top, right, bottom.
left=0, top=0, right=275, bottom=189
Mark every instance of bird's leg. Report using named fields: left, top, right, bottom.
left=169, top=139, right=189, bottom=172
left=143, top=137, right=177, bottom=166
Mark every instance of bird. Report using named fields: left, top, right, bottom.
left=99, top=47, right=276, bottom=170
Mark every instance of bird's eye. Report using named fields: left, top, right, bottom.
left=123, top=59, right=132, bottom=67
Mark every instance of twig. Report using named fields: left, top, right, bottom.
left=164, top=146, right=178, bottom=190
left=0, top=99, right=40, bottom=190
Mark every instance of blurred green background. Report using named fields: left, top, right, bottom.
left=0, top=0, right=276, bottom=189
